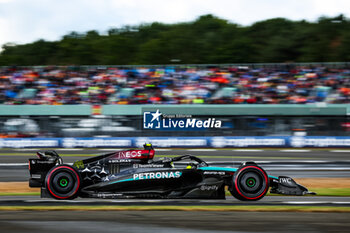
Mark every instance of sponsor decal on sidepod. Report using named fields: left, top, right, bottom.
left=133, top=171, right=182, bottom=180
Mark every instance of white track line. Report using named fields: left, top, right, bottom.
left=330, top=150, right=350, bottom=153
left=56, top=148, right=83, bottom=151
left=0, top=163, right=28, bottom=166
left=283, top=201, right=328, bottom=204
left=97, top=149, right=123, bottom=151
left=13, top=149, right=40, bottom=151
left=280, top=150, right=310, bottom=152
left=97, top=148, right=171, bottom=151
left=0, top=163, right=74, bottom=166
left=203, top=160, right=339, bottom=164
left=187, top=149, right=217, bottom=152
left=284, top=201, right=350, bottom=205
left=232, top=149, right=264, bottom=152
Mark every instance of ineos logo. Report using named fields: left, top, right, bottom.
left=118, top=151, right=142, bottom=158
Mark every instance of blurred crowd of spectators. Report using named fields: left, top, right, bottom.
left=1, top=65, right=350, bottom=105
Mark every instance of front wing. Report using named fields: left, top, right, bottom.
left=270, top=176, right=316, bottom=195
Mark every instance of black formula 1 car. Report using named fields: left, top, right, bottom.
left=28, top=144, right=314, bottom=200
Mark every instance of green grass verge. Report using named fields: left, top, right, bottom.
left=306, top=188, right=350, bottom=196
left=0, top=192, right=40, bottom=196
left=0, top=205, right=349, bottom=212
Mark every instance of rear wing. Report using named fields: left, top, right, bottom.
left=29, top=151, right=62, bottom=187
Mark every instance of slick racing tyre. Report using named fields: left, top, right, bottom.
left=45, top=165, right=81, bottom=200
left=231, top=165, right=269, bottom=201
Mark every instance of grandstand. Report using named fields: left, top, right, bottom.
left=1, top=64, right=350, bottom=105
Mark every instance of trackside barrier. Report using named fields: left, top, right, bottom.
left=2, top=136, right=350, bottom=148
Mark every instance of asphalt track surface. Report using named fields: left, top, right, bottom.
left=0, top=195, right=350, bottom=233
left=1, top=210, right=350, bottom=233
left=0, top=195, right=349, bottom=207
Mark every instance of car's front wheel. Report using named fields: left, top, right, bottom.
left=45, top=165, right=81, bottom=199
left=230, top=164, right=269, bottom=201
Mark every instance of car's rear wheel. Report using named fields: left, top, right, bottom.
left=45, top=165, right=81, bottom=199
left=230, top=165, right=269, bottom=201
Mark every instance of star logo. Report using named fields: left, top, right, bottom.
left=143, top=109, right=162, bottom=129
left=151, top=109, right=162, bottom=122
